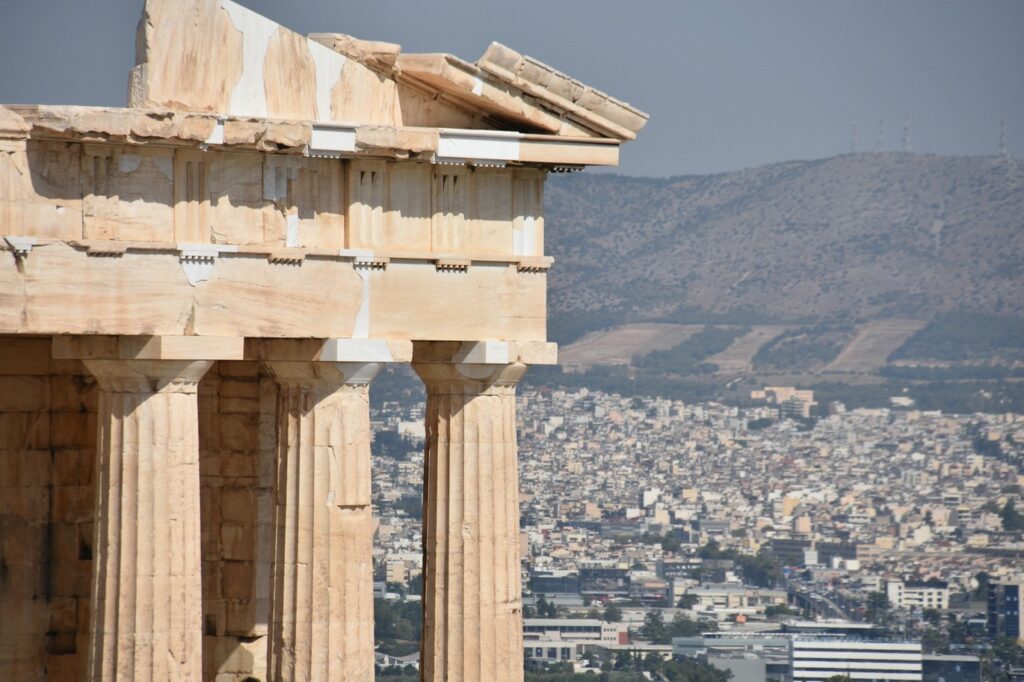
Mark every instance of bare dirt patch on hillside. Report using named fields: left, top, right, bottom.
left=560, top=324, right=703, bottom=369
left=823, top=319, right=927, bottom=373
left=707, top=326, right=790, bottom=374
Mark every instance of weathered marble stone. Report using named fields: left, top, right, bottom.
left=413, top=360, right=528, bottom=682
left=0, top=0, right=644, bottom=679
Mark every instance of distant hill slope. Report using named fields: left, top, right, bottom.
left=545, top=153, right=1024, bottom=335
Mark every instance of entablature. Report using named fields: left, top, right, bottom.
left=1, top=105, right=619, bottom=168
left=0, top=238, right=550, bottom=341
left=0, top=109, right=567, bottom=261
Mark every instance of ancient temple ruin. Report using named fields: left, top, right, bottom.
left=0, top=1, right=646, bottom=679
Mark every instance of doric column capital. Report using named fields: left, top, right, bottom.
left=412, top=361, right=527, bottom=396
left=263, top=360, right=382, bottom=390
left=83, top=359, right=214, bottom=393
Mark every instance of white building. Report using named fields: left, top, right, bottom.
left=523, top=618, right=622, bottom=646
left=886, top=579, right=950, bottom=610
left=791, top=637, right=922, bottom=682
left=688, top=584, right=788, bottom=616
left=524, top=638, right=577, bottom=667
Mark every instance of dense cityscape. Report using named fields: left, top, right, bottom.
left=370, top=380, right=1024, bottom=680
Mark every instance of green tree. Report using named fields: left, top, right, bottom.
left=973, top=571, right=991, bottom=599
left=641, top=652, right=662, bottom=673
left=865, top=591, right=890, bottom=624
left=1001, top=498, right=1024, bottom=530
left=603, top=603, right=623, bottom=623
left=407, top=573, right=422, bottom=596
left=667, top=612, right=712, bottom=638
left=534, top=595, right=558, bottom=618
left=662, top=530, right=684, bottom=553
left=640, top=610, right=668, bottom=643
left=921, top=627, right=949, bottom=654
left=677, top=593, right=698, bottom=609
left=698, top=539, right=727, bottom=559
left=764, top=604, right=796, bottom=618
left=992, top=636, right=1024, bottom=666
left=736, top=551, right=784, bottom=587
left=947, top=618, right=968, bottom=645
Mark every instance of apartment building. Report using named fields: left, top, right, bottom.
left=886, top=580, right=950, bottom=610
left=791, top=637, right=923, bottom=682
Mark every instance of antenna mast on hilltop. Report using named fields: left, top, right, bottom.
left=902, top=115, right=912, bottom=153
left=850, top=121, right=858, bottom=153
left=999, top=119, right=1008, bottom=158
left=876, top=117, right=884, bottom=152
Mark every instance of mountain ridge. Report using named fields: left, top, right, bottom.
left=544, top=152, right=1024, bottom=340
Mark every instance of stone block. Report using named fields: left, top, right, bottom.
left=199, top=406, right=221, bottom=449
left=219, top=413, right=258, bottom=450
left=0, top=563, right=46, bottom=598
left=48, top=597, right=78, bottom=633
left=203, top=601, right=226, bottom=636
left=49, top=523, right=79, bottom=564
left=224, top=603, right=256, bottom=636
left=2, top=523, right=45, bottom=567
left=203, top=561, right=223, bottom=599
left=218, top=396, right=259, bottom=414
left=44, top=652, right=83, bottom=682
left=202, top=634, right=221, bottom=674
left=220, top=488, right=255, bottom=525
left=77, top=523, right=93, bottom=564
left=0, top=413, right=49, bottom=449
left=51, top=450, right=82, bottom=486
left=216, top=361, right=262, bottom=378
left=0, top=337, right=51, bottom=375
left=0, top=454, right=16, bottom=488
left=47, top=633, right=76, bottom=656
left=76, top=600, right=90, bottom=633
left=201, top=527, right=220, bottom=561
left=200, top=452, right=223, bottom=479
left=211, top=635, right=255, bottom=673
left=0, top=376, right=48, bottom=411
left=221, top=561, right=253, bottom=600
left=198, top=385, right=220, bottom=413
left=49, top=359, right=86, bottom=376
left=51, top=486, right=92, bottom=523
left=71, top=563, right=92, bottom=598
left=49, top=412, right=94, bottom=449
left=0, top=450, right=50, bottom=486
left=219, top=378, right=260, bottom=399
left=48, top=374, right=97, bottom=413
left=0, top=486, right=49, bottom=518
left=201, top=486, right=222, bottom=523
left=219, top=452, right=256, bottom=478
left=69, top=449, right=94, bottom=486
left=220, top=523, right=255, bottom=561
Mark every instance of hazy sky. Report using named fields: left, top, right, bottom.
left=1, top=1, right=1021, bottom=176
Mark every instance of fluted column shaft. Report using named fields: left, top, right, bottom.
left=264, top=362, right=379, bottom=682
left=85, top=359, right=213, bottom=682
left=413, top=362, right=527, bottom=682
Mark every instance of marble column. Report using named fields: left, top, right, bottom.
left=413, top=361, right=527, bottom=682
left=85, top=359, right=213, bottom=682
left=264, top=361, right=378, bottom=682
